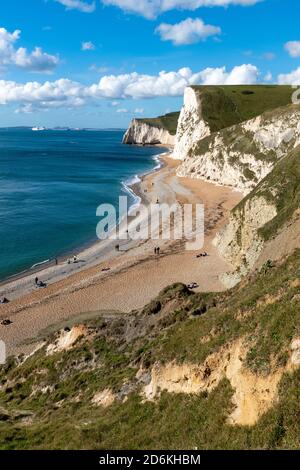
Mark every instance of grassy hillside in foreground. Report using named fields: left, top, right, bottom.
left=137, top=111, right=180, bottom=135
left=0, top=250, right=300, bottom=450
left=192, top=85, right=293, bottom=133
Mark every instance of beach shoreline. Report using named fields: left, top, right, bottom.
left=0, top=148, right=171, bottom=290
left=0, top=151, right=243, bottom=357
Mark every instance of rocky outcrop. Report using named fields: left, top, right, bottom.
left=214, top=196, right=277, bottom=287
left=214, top=144, right=300, bottom=287
left=46, top=325, right=88, bottom=355
left=177, top=104, right=300, bottom=194
left=123, top=119, right=175, bottom=146
left=172, top=87, right=211, bottom=160
left=143, top=338, right=300, bottom=426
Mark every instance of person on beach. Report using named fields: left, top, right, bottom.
left=35, top=277, right=39, bottom=285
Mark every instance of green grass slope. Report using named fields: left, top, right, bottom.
left=232, top=144, right=300, bottom=242
left=0, top=251, right=300, bottom=450
left=192, top=85, right=293, bottom=133
left=134, top=86, right=292, bottom=137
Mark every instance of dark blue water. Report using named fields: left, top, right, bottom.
left=0, top=128, right=166, bottom=280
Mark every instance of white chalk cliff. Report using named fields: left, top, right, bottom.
left=175, top=103, right=300, bottom=194
left=123, top=119, right=175, bottom=146
left=123, top=88, right=300, bottom=286
left=172, top=87, right=211, bottom=161
left=213, top=196, right=278, bottom=288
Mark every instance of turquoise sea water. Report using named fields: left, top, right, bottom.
left=0, top=128, right=166, bottom=280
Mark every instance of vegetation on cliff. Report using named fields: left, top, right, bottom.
left=137, top=111, right=180, bottom=136
left=192, top=85, right=293, bottom=133
left=1, top=85, right=299, bottom=451
left=230, top=144, right=300, bottom=243
left=0, top=250, right=300, bottom=449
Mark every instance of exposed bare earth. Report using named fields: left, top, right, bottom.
left=0, top=156, right=242, bottom=357
left=143, top=338, right=300, bottom=426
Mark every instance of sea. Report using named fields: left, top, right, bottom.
left=0, top=128, right=167, bottom=281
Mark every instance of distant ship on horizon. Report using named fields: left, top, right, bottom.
left=32, top=126, right=46, bottom=131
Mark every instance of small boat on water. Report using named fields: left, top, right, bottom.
left=32, top=126, right=46, bottom=131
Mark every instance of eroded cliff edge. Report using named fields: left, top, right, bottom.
left=122, top=112, right=179, bottom=146
left=214, top=145, right=300, bottom=287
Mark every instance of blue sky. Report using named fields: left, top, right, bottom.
left=0, top=0, right=299, bottom=128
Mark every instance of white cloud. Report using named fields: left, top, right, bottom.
left=15, top=103, right=35, bottom=114
left=90, top=65, right=258, bottom=99
left=285, top=41, right=300, bottom=58
left=0, top=27, right=59, bottom=72
left=55, top=0, right=96, bottom=13
left=0, top=64, right=259, bottom=111
left=278, top=67, right=300, bottom=85
left=116, top=108, right=128, bottom=113
left=134, top=107, right=144, bottom=114
left=264, top=71, right=272, bottom=82
left=156, top=18, right=221, bottom=45
left=0, top=78, right=84, bottom=108
left=81, top=41, right=96, bottom=50
left=102, top=0, right=263, bottom=19
left=111, top=100, right=120, bottom=106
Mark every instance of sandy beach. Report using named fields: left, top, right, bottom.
left=0, top=154, right=242, bottom=357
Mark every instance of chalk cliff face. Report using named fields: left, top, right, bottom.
left=172, top=87, right=211, bottom=160
left=122, top=119, right=175, bottom=146
left=214, top=144, right=300, bottom=287
left=214, top=196, right=277, bottom=288
left=176, top=104, right=300, bottom=194
left=123, top=86, right=300, bottom=287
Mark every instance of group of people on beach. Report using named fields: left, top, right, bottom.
left=35, top=277, right=46, bottom=288
left=197, top=252, right=208, bottom=258
left=154, top=247, right=161, bottom=255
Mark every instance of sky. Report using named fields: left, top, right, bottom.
left=0, top=0, right=300, bottom=128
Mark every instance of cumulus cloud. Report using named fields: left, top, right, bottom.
left=0, top=78, right=84, bottom=108
left=102, top=0, right=263, bottom=19
left=278, top=67, right=300, bottom=85
left=285, top=41, right=300, bottom=58
left=0, top=27, right=59, bottom=72
left=116, top=108, right=128, bottom=113
left=81, top=41, right=96, bottom=50
left=187, top=64, right=259, bottom=86
left=89, top=65, right=259, bottom=98
left=55, top=0, right=96, bottom=13
left=156, top=18, right=221, bottom=45
left=0, top=64, right=259, bottom=111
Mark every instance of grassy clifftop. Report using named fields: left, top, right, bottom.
left=132, top=86, right=292, bottom=138
left=192, top=85, right=293, bottom=133
left=137, top=111, right=180, bottom=136
left=0, top=251, right=300, bottom=449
